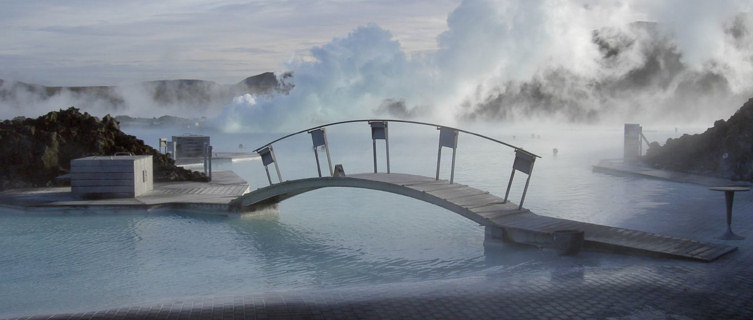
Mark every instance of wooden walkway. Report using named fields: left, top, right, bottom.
left=234, top=172, right=736, bottom=262
left=0, top=171, right=249, bottom=213
left=593, top=159, right=750, bottom=187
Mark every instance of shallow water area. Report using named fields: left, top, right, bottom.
left=1, top=123, right=745, bottom=318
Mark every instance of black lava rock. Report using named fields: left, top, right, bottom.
left=0, top=107, right=208, bottom=190
left=644, top=98, right=753, bottom=181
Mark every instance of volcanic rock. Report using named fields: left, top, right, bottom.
left=0, top=107, right=207, bottom=190
left=644, top=98, right=753, bottom=181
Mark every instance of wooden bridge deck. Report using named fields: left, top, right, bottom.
left=235, top=173, right=736, bottom=262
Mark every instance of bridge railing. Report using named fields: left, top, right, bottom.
left=253, top=120, right=541, bottom=209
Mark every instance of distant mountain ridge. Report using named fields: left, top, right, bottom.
left=0, top=72, right=291, bottom=118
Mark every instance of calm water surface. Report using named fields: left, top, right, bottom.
left=0, top=124, right=725, bottom=317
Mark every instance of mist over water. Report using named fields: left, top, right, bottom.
left=214, top=0, right=753, bottom=132
left=1, top=1, right=751, bottom=132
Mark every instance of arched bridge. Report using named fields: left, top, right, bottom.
left=232, top=120, right=736, bottom=262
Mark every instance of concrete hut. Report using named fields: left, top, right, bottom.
left=70, top=155, right=153, bottom=198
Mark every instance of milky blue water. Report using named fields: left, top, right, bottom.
left=0, top=123, right=732, bottom=317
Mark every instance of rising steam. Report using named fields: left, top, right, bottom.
left=214, top=0, right=753, bottom=132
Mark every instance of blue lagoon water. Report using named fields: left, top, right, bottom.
left=0, top=124, right=734, bottom=317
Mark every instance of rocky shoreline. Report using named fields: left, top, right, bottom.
left=644, top=98, right=753, bottom=181
left=0, top=107, right=207, bottom=191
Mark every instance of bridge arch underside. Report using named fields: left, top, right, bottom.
left=233, top=173, right=523, bottom=226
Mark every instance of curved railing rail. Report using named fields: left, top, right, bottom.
left=252, top=119, right=541, bottom=209
left=253, top=119, right=537, bottom=155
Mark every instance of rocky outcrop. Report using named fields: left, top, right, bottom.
left=644, top=98, right=753, bottom=181
left=0, top=107, right=207, bottom=191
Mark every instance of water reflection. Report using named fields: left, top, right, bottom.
left=2, top=125, right=731, bottom=318
left=224, top=189, right=500, bottom=287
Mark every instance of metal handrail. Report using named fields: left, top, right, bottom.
left=251, top=119, right=540, bottom=208
left=253, top=119, right=540, bottom=158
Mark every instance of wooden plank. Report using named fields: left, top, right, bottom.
left=475, top=210, right=500, bottom=219
left=450, top=193, right=501, bottom=207
left=446, top=190, right=490, bottom=201
left=408, top=182, right=464, bottom=193
left=582, top=225, right=615, bottom=239
left=428, top=186, right=487, bottom=200
left=357, top=173, right=436, bottom=186
left=698, top=247, right=736, bottom=261
left=667, top=240, right=697, bottom=254
left=686, top=245, right=715, bottom=258
left=676, top=241, right=707, bottom=255
left=469, top=202, right=519, bottom=212
left=653, top=238, right=685, bottom=253
left=481, top=209, right=527, bottom=220
left=486, top=213, right=731, bottom=261
left=540, top=220, right=582, bottom=232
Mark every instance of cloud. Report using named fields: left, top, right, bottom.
left=212, top=0, right=753, bottom=132
left=0, top=0, right=457, bottom=86
left=213, top=24, right=420, bottom=131
left=3, top=0, right=752, bottom=129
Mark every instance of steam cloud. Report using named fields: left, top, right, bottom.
left=215, top=0, right=753, bottom=132
left=0, top=80, right=228, bottom=119
left=0, top=74, right=282, bottom=120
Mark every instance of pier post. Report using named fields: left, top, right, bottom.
left=208, top=145, right=213, bottom=181
left=203, top=142, right=208, bottom=176
left=484, top=226, right=506, bottom=241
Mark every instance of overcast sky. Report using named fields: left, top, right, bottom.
left=0, top=0, right=459, bottom=86
left=2, top=0, right=751, bottom=127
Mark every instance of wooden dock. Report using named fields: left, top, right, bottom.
left=176, top=152, right=258, bottom=166
left=234, top=172, right=736, bottom=262
left=593, top=159, right=750, bottom=187
left=0, top=170, right=249, bottom=214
